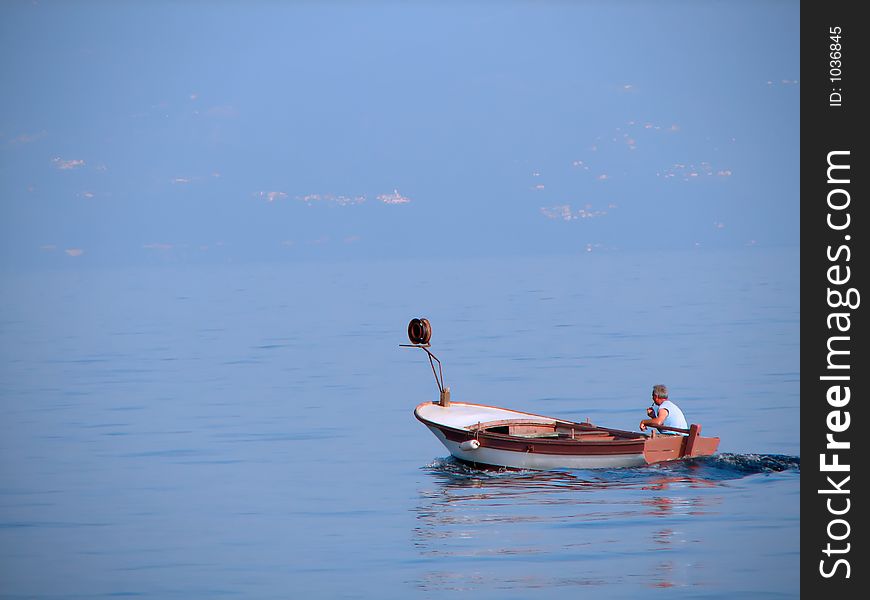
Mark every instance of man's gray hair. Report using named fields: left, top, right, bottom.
left=653, top=384, right=668, bottom=399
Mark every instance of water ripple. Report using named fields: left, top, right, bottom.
left=422, top=452, right=799, bottom=490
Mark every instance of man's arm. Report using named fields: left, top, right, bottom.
left=639, top=407, right=669, bottom=431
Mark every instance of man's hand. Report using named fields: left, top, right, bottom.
left=646, top=407, right=655, bottom=418
left=639, top=421, right=647, bottom=431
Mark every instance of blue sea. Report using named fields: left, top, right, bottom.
left=0, top=248, right=799, bottom=598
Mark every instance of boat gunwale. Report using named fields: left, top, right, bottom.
left=414, top=401, right=650, bottom=448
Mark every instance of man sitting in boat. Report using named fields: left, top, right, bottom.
left=639, top=384, right=688, bottom=435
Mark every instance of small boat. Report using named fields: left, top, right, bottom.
left=404, top=318, right=720, bottom=470
left=415, top=400, right=719, bottom=470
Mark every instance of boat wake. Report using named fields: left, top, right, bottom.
left=423, top=452, right=799, bottom=487
left=702, top=452, right=800, bottom=474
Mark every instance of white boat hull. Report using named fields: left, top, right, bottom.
left=426, top=424, right=647, bottom=470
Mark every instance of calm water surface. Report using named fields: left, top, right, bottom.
left=0, top=249, right=799, bottom=598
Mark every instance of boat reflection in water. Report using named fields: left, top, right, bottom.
left=411, top=454, right=798, bottom=595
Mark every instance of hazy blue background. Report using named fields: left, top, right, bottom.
left=2, top=1, right=799, bottom=598
left=2, top=1, right=798, bottom=266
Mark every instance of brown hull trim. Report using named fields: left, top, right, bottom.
left=432, top=422, right=646, bottom=456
